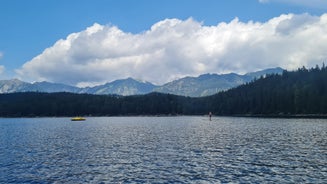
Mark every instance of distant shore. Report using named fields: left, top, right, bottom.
left=231, top=114, right=327, bottom=119
left=1, top=114, right=327, bottom=119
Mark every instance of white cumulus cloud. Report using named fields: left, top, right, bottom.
left=17, top=14, right=327, bottom=86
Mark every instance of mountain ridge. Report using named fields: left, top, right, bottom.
left=0, top=66, right=325, bottom=117
left=153, top=67, right=283, bottom=96
left=0, top=67, right=283, bottom=97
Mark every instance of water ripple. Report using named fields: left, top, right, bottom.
left=0, top=117, right=326, bottom=183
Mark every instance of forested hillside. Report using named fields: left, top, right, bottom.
left=0, top=92, right=193, bottom=116
left=207, top=65, right=327, bottom=115
left=0, top=66, right=326, bottom=117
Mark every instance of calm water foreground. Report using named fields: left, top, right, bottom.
left=0, top=116, right=326, bottom=183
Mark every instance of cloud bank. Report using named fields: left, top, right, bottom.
left=17, top=13, right=327, bottom=86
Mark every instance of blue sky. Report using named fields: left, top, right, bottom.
left=1, top=0, right=327, bottom=86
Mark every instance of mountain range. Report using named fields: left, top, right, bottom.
left=0, top=67, right=283, bottom=97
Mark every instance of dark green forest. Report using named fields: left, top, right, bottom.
left=207, top=65, right=327, bottom=116
left=0, top=65, right=327, bottom=117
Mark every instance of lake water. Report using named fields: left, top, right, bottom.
left=0, top=116, right=326, bottom=183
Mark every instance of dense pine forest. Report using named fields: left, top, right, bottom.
left=207, top=65, right=327, bottom=116
left=0, top=65, right=326, bottom=117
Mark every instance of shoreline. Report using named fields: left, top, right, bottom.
left=1, top=114, right=327, bottom=119
left=231, top=114, right=327, bottom=119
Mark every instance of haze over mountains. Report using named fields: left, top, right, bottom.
left=0, top=67, right=283, bottom=97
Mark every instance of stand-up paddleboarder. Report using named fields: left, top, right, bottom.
left=209, top=112, right=212, bottom=121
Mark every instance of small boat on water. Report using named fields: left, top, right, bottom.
left=71, top=117, right=86, bottom=121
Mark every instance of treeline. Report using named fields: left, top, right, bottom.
left=0, top=92, right=192, bottom=117
left=0, top=65, right=326, bottom=117
left=207, top=65, right=327, bottom=115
